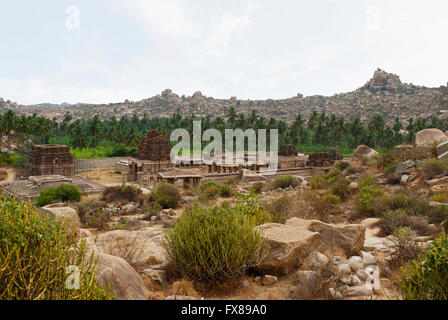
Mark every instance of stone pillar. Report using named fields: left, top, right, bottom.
left=121, top=173, right=127, bottom=187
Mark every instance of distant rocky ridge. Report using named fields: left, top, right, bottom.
left=1, top=69, right=447, bottom=124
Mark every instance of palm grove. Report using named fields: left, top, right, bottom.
left=1, top=107, right=447, bottom=161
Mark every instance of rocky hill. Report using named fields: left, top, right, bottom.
left=2, top=69, right=448, bottom=124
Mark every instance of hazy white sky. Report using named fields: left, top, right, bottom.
left=0, top=0, right=447, bottom=105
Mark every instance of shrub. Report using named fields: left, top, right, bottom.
left=219, top=184, right=234, bottom=198
left=309, top=175, right=328, bottom=190
left=271, top=175, right=298, bottom=189
left=0, top=193, right=114, bottom=300
left=199, top=179, right=219, bottom=200
left=102, top=185, right=142, bottom=203
left=431, top=192, right=448, bottom=203
left=164, top=203, right=269, bottom=283
left=388, top=227, right=423, bottom=270
left=150, top=183, right=181, bottom=209
left=309, top=169, right=343, bottom=190
left=379, top=192, right=430, bottom=217
left=325, top=194, right=341, bottom=205
left=265, top=195, right=294, bottom=223
left=77, top=201, right=109, bottom=231
left=36, top=184, right=81, bottom=207
left=328, top=178, right=350, bottom=200
left=334, top=161, right=351, bottom=171
left=421, top=158, right=448, bottom=179
left=356, top=185, right=384, bottom=214
left=400, top=232, right=448, bottom=300
left=297, top=191, right=336, bottom=222
left=378, top=209, right=411, bottom=235
left=358, top=174, right=376, bottom=189
left=384, top=163, right=397, bottom=176
left=234, top=195, right=273, bottom=226
left=249, top=182, right=264, bottom=194
left=108, top=144, right=137, bottom=157
left=144, top=202, right=163, bottom=221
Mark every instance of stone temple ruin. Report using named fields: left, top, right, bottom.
left=116, top=131, right=346, bottom=189
left=279, top=144, right=298, bottom=157
left=31, top=145, right=74, bottom=177
left=118, top=131, right=175, bottom=185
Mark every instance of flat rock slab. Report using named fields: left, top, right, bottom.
left=3, top=175, right=106, bottom=199
left=256, top=218, right=366, bottom=275
left=256, top=218, right=320, bottom=275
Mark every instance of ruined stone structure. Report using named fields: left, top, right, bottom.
left=306, top=149, right=342, bottom=167
left=31, top=145, right=74, bottom=176
left=125, top=131, right=174, bottom=182
left=279, top=144, right=298, bottom=157
left=137, top=130, right=171, bottom=161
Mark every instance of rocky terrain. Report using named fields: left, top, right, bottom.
left=1, top=69, right=447, bottom=124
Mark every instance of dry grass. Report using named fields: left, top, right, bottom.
left=80, top=168, right=123, bottom=184
left=296, top=190, right=339, bottom=222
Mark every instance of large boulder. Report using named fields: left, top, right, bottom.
left=256, top=218, right=366, bottom=274
left=91, top=253, right=149, bottom=300
left=82, top=227, right=167, bottom=268
left=353, top=145, right=378, bottom=159
left=416, top=129, right=448, bottom=147
left=42, top=203, right=80, bottom=237
left=308, top=221, right=366, bottom=257
left=256, top=218, right=320, bottom=275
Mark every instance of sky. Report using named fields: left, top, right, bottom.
left=0, top=0, right=447, bottom=105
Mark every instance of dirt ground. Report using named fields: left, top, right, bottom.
left=80, top=168, right=123, bottom=185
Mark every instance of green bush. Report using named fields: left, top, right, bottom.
left=356, top=185, right=384, bottom=214
left=325, top=194, right=341, bottom=205
left=358, top=174, right=376, bottom=189
left=107, top=144, right=138, bottom=157
left=400, top=232, right=448, bottom=300
left=328, top=178, right=350, bottom=200
left=0, top=152, right=27, bottom=168
left=150, top=183, right=181, bottom=209
left=219, top=184, right=234, bottom=198
left=0, top=193, right=114, bottom=300
left=234, top=195, right=273, bottom=226
left=197, top=179, right=220, bottom=201
left=36, top=184, right=81, bottom=207
left=164, top=203, right=269, bottom=283
left=421, top=158, right=448, bottom=179
left=309, top=175, right=329, bottom=190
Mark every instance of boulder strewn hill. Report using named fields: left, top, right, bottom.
left=2, top=69, right=448, bottom=124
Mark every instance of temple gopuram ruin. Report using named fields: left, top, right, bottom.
left=137, top=130, right=171, bottom=161
left=119, top=131, right=175, bottom=185
left=31, top=145, right=74, bottom=177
